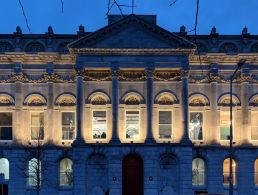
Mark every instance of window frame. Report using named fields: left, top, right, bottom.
left=189, top=110, right=204, bottom=142
left=222, top=158, right=237, bottom=186
left=59, top=158, right=73, bottom=187
left=251, top=110, right=258, bottom=141
left=29, top=111, right=45, bottom=141
left=158, top=109, right=173, bottom=139
left=192, top=158, right=206, bottom=186
left=219, top=109, right=235, bottom=141
left=27, top=158, right=41, bottom=188
left=125, top=109, right=141, bottom=140
left=0, top=111, right=13, bottom=142
left=60, top=111, right=76, bottom=141
left=91, top=109, right=108, bottom=140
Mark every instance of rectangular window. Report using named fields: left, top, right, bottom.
left=0, top=113, right=12, bottom=141
left=30, top=112, right=44, bottom=140
left=220, top=111, right=231, bottom=140
left=251, top=112, right=258, bottom=140
left=189, top=112, right=203, bottom=140
left=92, top=111, right=107, bottom=139
left=158, top=111, right=172, bottom=139
left=62, top=112, right=75, bottom=140
left=126, top=111, right=140, bottom=139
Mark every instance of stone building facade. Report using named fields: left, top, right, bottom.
left=0, top=14, right=258, bottom=195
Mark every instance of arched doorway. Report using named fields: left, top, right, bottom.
left=122, top=154, right=143, bottom=195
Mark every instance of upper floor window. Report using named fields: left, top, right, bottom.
left=62, top=112, right=76, bottom=140
left=189, top=112, right=203, bottom=141
left=30, top=112, right=44, bottom=140
left=251, top=111, right=258, bottom=140
left=126, top=110, right=140, bottom=139
left=60, top=158, right=73, bottom=186
left=192, top=158, right=205, bottom=186
left=92, top=111, right=107, bottom=139
left=158, top=111, right=172, bottom=139
left=0, top=158, right=9, bottom=180
left=254, top=159, right=258, bottom=185
left=0, top=113, right=12, bottom=141
left=220, top=111, right=231, bottom=141
left=28, top=158, right=41, bottom=187
left=223, top=158, right=236, bottom=185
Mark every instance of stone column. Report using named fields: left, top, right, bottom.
left=110, top=66, right=120, bottom=143
left=180, top=68, right=191, bottom=144
left=47, top=81, right=54, bottom=142
left=73, top=67, right=84, bottom=146
left=241, top=81, right=249, bottom=144
left=145, top=65, right=155, bottom=143
left=210, top=81, right=219, bottom=144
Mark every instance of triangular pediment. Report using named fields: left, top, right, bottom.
left=69, top=14, right=195, bottom=52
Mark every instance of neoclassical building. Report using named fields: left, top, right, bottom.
left=0, top=14, right=258, bottom=195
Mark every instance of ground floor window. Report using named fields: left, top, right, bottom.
left=28, top=158, right=41, bottom=187
left=223, top=158, right=236, bottom=185
left=60, top=158, right=73, bottom=186
left=92, top=111, right=107, bottom=139
left=254, top=159, right=258, bottom=185
left=192, top=158, right=205, bottom=186
left=0, top=158, right=9, bottom=180
left=126, top=111, right=140, bottom=139
left=158, top=111, right=172, bottom=139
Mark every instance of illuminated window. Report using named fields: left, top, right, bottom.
left=60, top=158, right=73, bottom=186
left=255, top=159, right=258, bottom=185
left=220, top=111, right=231, bottom=140
left=92, top=111, right=107, bottom=139
left=0, top=158, right=9, bottom=180
left=223, top=158, right=236, bottom=185
left=62, top=112, right=75, bottom=140
left=192, top=158, right=205, bottom=186
left=158, top=111, right=172, bottom=139
left=189, top=112, right=203, bottom=140
left=0, top=113, right=12, bottom=141
left=28, top=158, right=41, bottom=187
left=30, top=112, right=44, bottom=140
left=251, top=112, right=258, bottom=140
left=126, top=111, right=140, bottom=139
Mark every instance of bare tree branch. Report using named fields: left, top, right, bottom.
left=60, top=0, right=64, bottom=13
left=18, top=0, right=31, bottom=34
left=170, top=0, right=178, bottom=6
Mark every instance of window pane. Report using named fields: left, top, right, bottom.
left=255, top=160, right=258, bottom=185
left=31, top=113, right=44, bottom=140
left=28, top=158, right=41, bottom=187
left=0, top=113, right=12, bottom=140
left=223, top=158, right=236, bottom=185
left=159, top=111, right=172, bottom=139
left=62, top=112, right=75, bottom=140
left=252, top=112, right=258, bottom=140
left=220, top=126, right=230, bottom=140
left=192, top=158, right=205, bottom=186
left=126, top=111, right=139, bottom=139
left=251, top=127, right=258, bottom=140
left=60, top=158, right=73, bottom=186
left=92, top=111, right=107, bottom=139
left=0, top=158, right=9, bottom=180
left=220, top=111, right=231, bottom=140
left=189, top=112, right=203, bottom=140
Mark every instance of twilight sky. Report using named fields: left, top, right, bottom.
left=0, top=0, right=257, bottom=35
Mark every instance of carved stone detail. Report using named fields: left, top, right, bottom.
left=83, top=71, right=112, bottom=81
left=124, top=96, right=140, bottom=105
left=157, top=95, right=174, bottom=105
left=153, top=71, right=181, bottom=81
left=119, top=71, right=146, bottom=81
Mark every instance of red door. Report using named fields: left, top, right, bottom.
left=122, top=154, right=143, bottom=195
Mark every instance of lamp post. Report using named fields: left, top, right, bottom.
left=229, top=59, right=246, bottom=195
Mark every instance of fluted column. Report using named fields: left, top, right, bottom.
left=180, top=68, right=191, bottom=144
left=73, top=67, right=84, bottom=146
left=145, top=65, right=155, bottom=143
left=110, top=66, right=120, bottom=143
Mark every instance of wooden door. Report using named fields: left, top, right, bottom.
left=122, top=154, right=143, bottom=195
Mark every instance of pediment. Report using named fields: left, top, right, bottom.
left=69, top=14, right=195, bottom=53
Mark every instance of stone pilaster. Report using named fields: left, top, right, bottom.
left=145, top=65, right=155, bottom=143
left=210, top=81, right=219, bottom=144
left=110, top=65, right=120, bottom=144
left=180, top=68, right=191, bottom=144
left=241, top=81, right=250, bottom=145
left=73, top=66, right=84, bottom=146
left=46, top=81, right=54, bottom=143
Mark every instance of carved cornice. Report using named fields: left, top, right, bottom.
left=83, top=70, right=112, bottom=81
left=119, top=71, right=146, bottom=81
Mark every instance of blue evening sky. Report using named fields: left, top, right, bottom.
left=0, top=0, right=257, bottom=35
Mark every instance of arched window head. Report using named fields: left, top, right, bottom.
left=124, top=95, right=141, bottom=105
left=223, top=158, right=236, bottom=185
left=254, top=159, right=258, bottom=185
left=219, top=42, right=238, bottom=53
left=28, top=158, right=41, bottom=187
left=160, top=154, right=177, bottom=169
left=157, top=95, right=174, bottom=105
left=87, top=153, right=107, bottom=169
left=0, top=41, right=14, bottom=52
left=24, top=93, right=47, bottom=106
left=218, top=94, right=240, bottom=107
left=55, top=93, right=76, bottom=106
left=25, top=41, right=45, bottom=52
left=91, top=95, right=107, bottom=105
left=60, top=158, right=73, bottom=186
left=192, top=158, right=205, bottom=186
left=249, top=94, right=258, bottom=107
left=189, top=94, right=209, bottom=107
left=0, top=158, right=9, bottom=180
left=0, top=93, right=15, bottom=106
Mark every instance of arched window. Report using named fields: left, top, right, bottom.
left=60, top=158, right=73, bottom=186
left=192, top=158, right=205, bottom=186
left=0, top=158, right=9, bottom=180
left=28, top=158, right=41, bottom=187
left=254, top=159, right=258, bottom=185
left=223, top=158, right=236, bottom=185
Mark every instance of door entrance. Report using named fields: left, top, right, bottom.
left=122, top=154, right=143, bottom=195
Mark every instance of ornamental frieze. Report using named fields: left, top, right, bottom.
left=119, top=71, right=146, bottom=81
left=83, top=70, right=112, bottom=81
left=153, top=71, right=181, bottom=81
